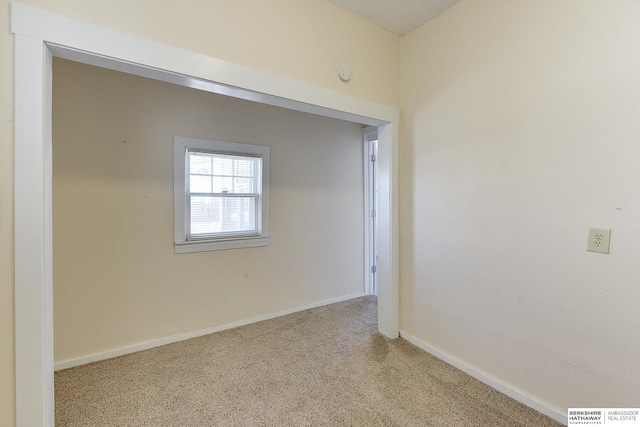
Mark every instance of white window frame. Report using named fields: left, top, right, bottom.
left=174, top=136, right=270, bottom=253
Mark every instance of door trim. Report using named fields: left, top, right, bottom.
left=363, top=126, right=378, bottom=296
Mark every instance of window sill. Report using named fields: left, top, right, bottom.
left=174, top=236, right=270, bottom=253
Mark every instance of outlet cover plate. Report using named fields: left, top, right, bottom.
left=587, top=228, right=611, bottom=254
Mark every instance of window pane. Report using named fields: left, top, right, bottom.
left=189, top=175, right=211, bottom=193
left=212, top=177, right=234, bottom=193
left=189, top=152, right=259, bottom=195
left=233, top=177, right=254, bottom=193
left=235, top=159, right=255, bottom=177
left=189, top=153, right=212, bottom=174
left=189, top=196, right=256, bottom=236
left=212, top=157, right=234, bottom=176
left=209, top=177, right=254, bottom=193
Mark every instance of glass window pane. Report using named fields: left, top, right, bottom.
left=233, top=177, right=254, bottom=193
left=235, top=159, right=255, bottom=177
left=212, top=157, right=234, bottom=176
left=189, top=175, right=211, bottom=193
left=212, top=177, right=234, bottom=193
left=189, top=196, right=256, bottom=236
left=189, top=153, right=212, bottom=174
left=190, top=196, right=222, bottom=235
left=221, top=197, right=256, bottom=233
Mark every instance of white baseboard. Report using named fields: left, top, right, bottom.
left=399, top=331, right=568, bottom=426
left=55, top=292, right=365, bottom=371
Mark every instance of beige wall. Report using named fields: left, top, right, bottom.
left=52, top=58, right=365, bottom=362
left=0, top=1, right=399, bottom=424
left=401, top=0, right=640, bottom=414
left=20, top=0, right=401, bottom=107
left=0, top=3, right=15, bottom=423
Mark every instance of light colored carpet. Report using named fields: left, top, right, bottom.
left=55, top=296, right=561, bottom=426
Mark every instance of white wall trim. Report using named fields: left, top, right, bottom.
left=13, top=33, right=54, bottom=427
left=174, top=237, right=270, bottom=253
left=363, top=126, right=378, bottom=296
left=376, top=123, right=399, bottom=338
left=55, top=293, right=365, bottom=372
left=399, top=331, right=568, bottom=426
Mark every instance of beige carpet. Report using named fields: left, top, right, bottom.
left=55, top=296, right=561, bottom=426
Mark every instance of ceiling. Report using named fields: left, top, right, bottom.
left=327, top=0, right=464, bottom=35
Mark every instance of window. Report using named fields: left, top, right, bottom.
left=174, top=136, right=270, bottom=253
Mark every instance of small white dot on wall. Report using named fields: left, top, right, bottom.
left=338, top=66, right=351, bottom=82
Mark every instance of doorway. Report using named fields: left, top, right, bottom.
left=12, top=3, right=399, bottom=425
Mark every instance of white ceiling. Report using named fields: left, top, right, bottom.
left=327, top=0, right=464, bottom=35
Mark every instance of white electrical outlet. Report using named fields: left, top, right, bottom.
left=587, top=228, right=611, bottom=254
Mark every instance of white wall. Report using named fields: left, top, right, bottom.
left=401, top=0, right=640, bottom=416
left=52, top=58, right=364, bottom=362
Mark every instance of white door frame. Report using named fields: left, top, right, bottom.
left=363, top=126, right=378, bottom=296
left=11, top=2, right=399, bottom=425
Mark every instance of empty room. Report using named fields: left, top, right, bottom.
left=4, top=0, right=640, bottom=426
